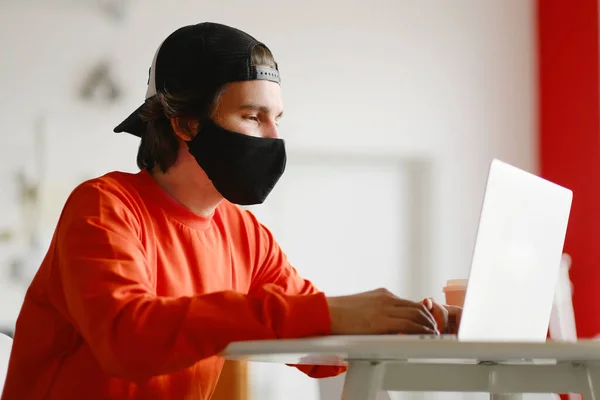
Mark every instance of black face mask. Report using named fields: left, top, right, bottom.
left=186, top=119, right=287, bottom=205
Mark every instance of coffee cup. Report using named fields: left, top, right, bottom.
left=442, top=279, right=468, bottom=307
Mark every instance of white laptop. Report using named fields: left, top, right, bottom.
left=422, top=159, right=573, bottom=342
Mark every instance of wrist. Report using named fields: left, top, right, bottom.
left=325, top=296, right=345, bottom=335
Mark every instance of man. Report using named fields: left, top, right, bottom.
left=1, top=22, right=460, bottom=400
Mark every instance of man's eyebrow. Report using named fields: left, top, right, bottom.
left=239, top=103, right=284, bottom=118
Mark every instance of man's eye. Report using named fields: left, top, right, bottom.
left=243, top=115, right=259, bottom=122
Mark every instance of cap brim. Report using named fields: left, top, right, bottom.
left=113, top=103, right=146, bottom=137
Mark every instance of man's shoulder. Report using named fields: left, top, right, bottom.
left=71, top=170, right=140, bottom=198
left=55, top=171, right=146, bottom=249
left=64, top=170, right=145, bottom=218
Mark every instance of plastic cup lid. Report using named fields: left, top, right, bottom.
left=443, top=279, right=468, bottom=289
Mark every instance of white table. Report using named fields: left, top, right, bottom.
left=223, top=336, right=600, bottom=400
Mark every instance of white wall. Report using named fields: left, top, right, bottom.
left=0, top=0, right=537, bottom=398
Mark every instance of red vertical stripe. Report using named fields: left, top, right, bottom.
left=537, top=0, right=600, bottom=339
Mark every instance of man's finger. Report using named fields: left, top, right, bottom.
left=444, top=305, right=462, bottom=333
left=421, top=297, right=434, bottom=310
left=430, top=301, right=449, bottom=333
left=388, top=305, right=438, bottom=331
left=385, top=318, right=439, bottom=335
left=391, top=297, right=433, bottom=309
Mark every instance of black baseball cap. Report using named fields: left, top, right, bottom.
left=113, top=22, right=281, bottom=137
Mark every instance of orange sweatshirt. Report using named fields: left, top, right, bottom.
left=1, top=170, right=345, bottom=400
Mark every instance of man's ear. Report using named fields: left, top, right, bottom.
left=170, top=117, right=200, bottom=141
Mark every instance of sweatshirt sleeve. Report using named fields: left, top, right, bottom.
left=54, top=181, right=332, bottom=383
left=245, top=210, right=347, bottom=378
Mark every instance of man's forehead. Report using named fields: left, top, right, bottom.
left=219, top=81, right=283, bottom=113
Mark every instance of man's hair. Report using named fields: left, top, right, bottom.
left=136, top=44, right=277, bottom=172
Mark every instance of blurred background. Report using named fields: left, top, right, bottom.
left=0, top=0, right=597, bottom=399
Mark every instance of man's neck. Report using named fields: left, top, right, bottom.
left=150, top=157, right=223, bottom=217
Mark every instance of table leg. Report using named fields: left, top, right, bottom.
left=490, top=394, right=523, bottom=400
left=585, top=366, right=600, bottom=400
left=341, top=361, right=386, bottom=400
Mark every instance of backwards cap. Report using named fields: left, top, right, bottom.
left=113, top=22, right=280, bottom=137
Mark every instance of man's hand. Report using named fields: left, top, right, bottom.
left=443, top=305, right=462, bottom=334
left=422, top=298, right=463, bottom=334
left=326, top=288, right=439, bottom=335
